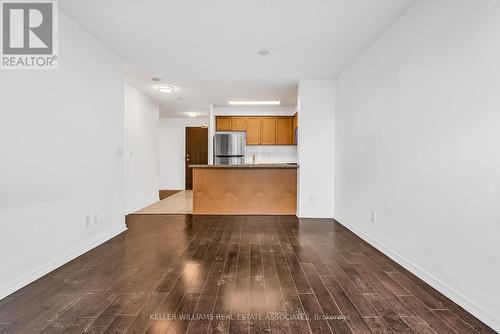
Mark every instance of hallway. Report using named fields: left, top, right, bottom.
left=134, top=191, right=193, bottom=215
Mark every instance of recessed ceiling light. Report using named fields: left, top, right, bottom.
left=186, top=112, right=198, bottom=117
left=155, top=85, right=175, bottom=94
left=229, top=100, right=280, bottom=106
left=258, top=49, right=270, bottom=56
left=152, top=77, right=162, bottom=82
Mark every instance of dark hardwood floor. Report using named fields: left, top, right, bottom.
left=0, top=215, right=495, bottom=334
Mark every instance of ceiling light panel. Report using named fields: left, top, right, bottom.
left=228, top=100, right=280, bottom=106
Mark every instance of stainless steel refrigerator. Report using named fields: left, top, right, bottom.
left=213, top=132, right=246, bottom=165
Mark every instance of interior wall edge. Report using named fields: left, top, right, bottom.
left=334, top=217, right=500, bottom=333
left=0, top=225, right=127, bottom=301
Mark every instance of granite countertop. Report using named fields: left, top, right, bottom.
left=190, top=163, right=299, bottom=169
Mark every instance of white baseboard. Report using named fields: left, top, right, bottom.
left=335, top=218, right=500, bottom=333
left=0, top=225, right=127, bottom=300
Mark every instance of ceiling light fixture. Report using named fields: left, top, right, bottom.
left=258, top=49, right=270, bottom=56
left=155, top=85, right=175, bottom=94
left=229, top=100, right=280, bottom=106
left=186, top=112, right=198, bottom=117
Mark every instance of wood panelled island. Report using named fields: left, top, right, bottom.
left=191, top=164, right=298, bottom=215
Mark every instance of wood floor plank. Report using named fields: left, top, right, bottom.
left=6, top=294, right=76, bottom=334
left=0, top=216, right=495, bottom=334
left=317, top=258, right=379, bottom=317
left=103, top=315, right=135, bottom=333
left=399, top=296, right=457, bottom=334
left=363, top=317, right=395, bottom=334
left=353, top=264, right=415, bottom=317
left=321, top=275, right=373, bottom=334
left=229, top=237, right=250, bottom=334
left=402, top=316, right=439, bottom=334
left=250, top=243, right=263, bottom=277
left=433, top=310, right=479, bottom=334
left=299, top=294, right=332, bottom=334
left=352, top=254, right=410, bottom=296
left=300, top=245, right=331, bottom=276
left=249, top=275, right=270, bottom=333
left=283, top=252, right=312, bottom=294
left=261, top=251, right=291, bottom=334
left=127, top=293, right=167, bottom=334
left=222, top=223, right=242, bottom=278
left=271, top=244, right=311, bottom=334
left=301, top=263, right=352, bottom=333
left=363, top=293, right=415, bottom=334
left=386, top=272, right=445, bottom=309
left=208, top=277, right=235, bottom=334
left=40, top=291, right=116, bottom=334
left=187, top=263, right=224, bottom=334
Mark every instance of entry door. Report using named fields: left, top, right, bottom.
left=185, top=127, right=208, bottom=190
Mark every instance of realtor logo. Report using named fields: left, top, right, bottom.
left=1, top=0, right=58, bottom=69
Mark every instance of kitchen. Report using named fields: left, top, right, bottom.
left=191, top=112, right=299, bottom=215
left=142, top=81, right=334, bottom=218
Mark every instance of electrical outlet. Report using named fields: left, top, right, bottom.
left=94, top=214, right=98, bottom=225
left=85, top=216, right=91, bottom=228
left=371, top=211, right=376, bottom=223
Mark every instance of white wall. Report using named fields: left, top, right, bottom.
left=208, top=104, right=215, bottom=164
left=125, top=83, right=160, bottom=213
left=0, top=13, right=126, bottom=299
left=159, top=117, right=209, bottom=189
left=245, top=146, right=297, bottom=164
left=335, top=0, right=500, bottom=330
left=297, top=79, right=335, bottom=218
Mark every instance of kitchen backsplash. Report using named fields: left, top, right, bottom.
left=245, top=145, right=298, bottom=164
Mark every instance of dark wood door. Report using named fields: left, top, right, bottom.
left=185, top=127, right=208, bottom=190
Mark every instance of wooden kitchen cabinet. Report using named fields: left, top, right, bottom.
left=245, top=117, right=261, bottom=145
left=215, top=115, right=297, bottom=145
left=216, top=117, right=231, bottom=131
left=260, top=117, right=277, bottom=145
left=276, top=117, right=293, bottom=144
left=230, top=117, right=246, bottom=131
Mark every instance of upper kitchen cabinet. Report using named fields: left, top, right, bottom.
left=216, top=117, right=231, bottom=131
left=215, top=115, right=297, bottom=145
left=246, top=117, right=261, bottom=145
left=230, top=117, right=246, bottom=131
left=276, top=117, right=293, bottom=145
left=260, top=117, right=277, bottom=145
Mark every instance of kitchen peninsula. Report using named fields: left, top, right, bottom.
left=191, top=164, right=298, bottom=215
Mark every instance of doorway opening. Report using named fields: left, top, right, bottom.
left=185, top=126, right=208, bottom=190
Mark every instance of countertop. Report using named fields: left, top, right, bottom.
left=190, top=163, right=299, bottom=169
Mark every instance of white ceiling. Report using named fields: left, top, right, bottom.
left=60, top=0, right=416, bottom=118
